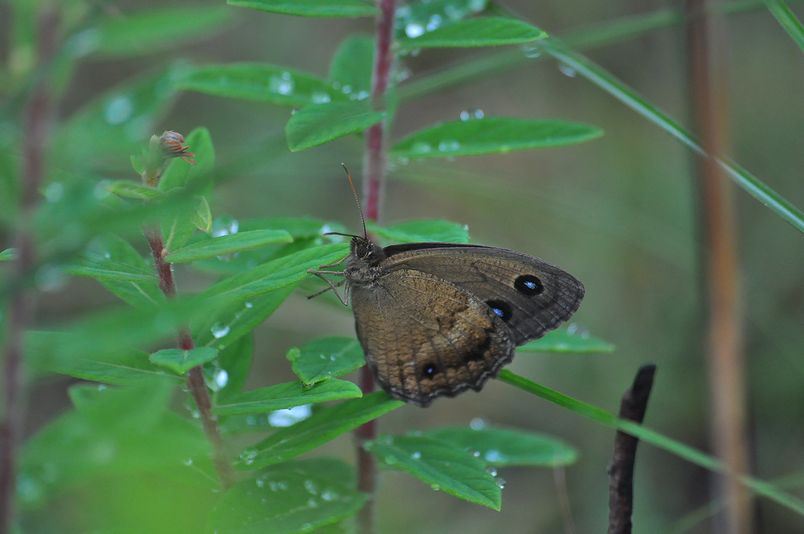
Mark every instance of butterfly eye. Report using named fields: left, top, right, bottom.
left=486, top=300, right=512, bottom=321
left=514, top=274, right=544, bottom=296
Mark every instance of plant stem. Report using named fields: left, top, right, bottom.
left=0, top=8, right=58, bottom=533
left=356, top=1, right=396, bottom=532
left=144, top=230, right=234, bottom=488
left=608, top=365, right=657, bottom=534
left=684, top=2, right=751, bottom=533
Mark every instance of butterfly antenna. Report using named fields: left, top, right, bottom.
left=341, top=163, right=368, bottom=239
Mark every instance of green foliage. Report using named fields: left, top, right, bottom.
left=7, top=1, right=803, bottom=532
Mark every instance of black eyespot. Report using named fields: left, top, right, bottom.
left=514, top=274, right=543, bottom=296
left=422, top=363, right=438, bottom=379
left=486, top=300, right=512, bottom=321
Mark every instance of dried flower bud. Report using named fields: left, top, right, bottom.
left=158, top=130, right=195, bottom=164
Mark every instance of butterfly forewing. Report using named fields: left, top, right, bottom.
left=350, top=269, right=515, bottom=406
left=380, top=244, right=585, bottom=345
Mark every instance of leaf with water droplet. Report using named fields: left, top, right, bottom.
left=286, top=101, right=385, bottom=152
left=367, top=219, right=470, bottom=244
left=149, top=346, right=219, bottom=375
left=286, top=336, right=365, bottom=386
left=214, top=378, right=362, bottom=416
left=165, top=229, right=293, bottom=264
left=518, top=327, right=614, bottom=354
left=228, top=0, right=376, bottom=18
left=398, top=17, right=545, bottom=50
left=365, top=433, right=500, bottom=510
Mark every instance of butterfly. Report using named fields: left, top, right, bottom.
left=309, top=169, right=584, bottom=407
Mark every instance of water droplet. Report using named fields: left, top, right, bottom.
left=469, top=417, right=487, bottom=430
left=311, top=91, right=331, bottom=104
left=437, top=140, right=460, bottom=152
left=321, top=489, right=337, bottom=501
left=405, top=22, right=425, bottom=38
left=473, top=109, right=485, bottom=119
left=352, top=90, right=370, bottom=101
left=104, top=96, right=133, bottom=124
left=411, top=451, right=422, bottom=460
left=211, top=217, right=239, bottom=237
left=567, top=323, right=578, bottom=334
left=559, top=64, right=577, bottom=78
left=44, top=182, right=64, bottom=202
left=522, top=44, right=542, bottom=59
left=240, top=449, right=257, bottom=465
left=256, top=477, right=265, bottom=488
left=183, top=457, right=194, bottom=466
left=304, top=479, right=318, bottom=495
left=485, top=450, right=504, bottom=463
left=213, top=369, right=229, bottom=390
left=411, top=141, right=432, bottom=154
left=486, top=466, right=498, bottom=477
left=425, top=14, right=443, bottom=32
left=471, top=450, right=481, bottom=458
left=270, top=72, right=295, bottom=95
left=496, top=477, right=507, bottom=489
left=460, top=110, right=471, bottom=121
left=430, top=484, right=441, bottom=491
left=211, top=323, right=230, bottom=339
left=341, top=84, right=353, bottom=94
left=244, top=301, right=254, bottom=309
left=306, top=498, right=318, bottom=508
left=268, top=404, right=312, bottom=427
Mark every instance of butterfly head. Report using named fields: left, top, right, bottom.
left=350, top=235, right=385, bottom=265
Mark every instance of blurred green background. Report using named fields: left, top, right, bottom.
left=3, top=0, right=803, bottom=532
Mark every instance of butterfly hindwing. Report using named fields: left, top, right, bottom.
left=381, top=244, right=585, bottom=345
left=350, top=268, right=515, bottom=406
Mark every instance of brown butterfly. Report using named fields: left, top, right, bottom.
left=310, top=168, right=584, bottom=407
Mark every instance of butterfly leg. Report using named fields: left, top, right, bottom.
left=317, top=253, right=350, bottom=270
left=306, top=270, right=349, bottom=306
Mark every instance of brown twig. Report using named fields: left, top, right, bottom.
left=144, top=230, right=234, bottom=488
left=355, top=1, right=396, bottom=533
left=684, top=2, right=751, bottom=533
left=0, top=8, right=59, bottom=533
left=608, top=364, right=657, bottom=534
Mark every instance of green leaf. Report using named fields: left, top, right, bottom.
left=194, top=286, right=295, bottom=352
left=176, top=63, right=347, bottom=107
left=215, top=379, right=362, bottom=416
left=395, top=0, right=489, bottom=41
left=216, top=335, right=254, bottom=400
left=519, top=327, right=615, bottom=354
left=240, top=216, right=347, bottom=240
left=105, top=180, right=162, bottom=201
left=399, top=17, right=545, bottom=50
left=191, top=195, right=213, bottom=233
left=238, top=392, right=403, bottom=469
left=88, top=6, right=233, bottom=57
left=539, top=38, right=804, bottom=233
left=287, top=337, right=365, bottom=386
left=427, top=426, right=578, bottom=467
left=369, top=219, right=470, bottom=243
left=286, top=101, right=385, bottom=152
left=227, top=0, right=376, bottom=18
left=165, top=229, right=293, bottom=263
left=203, top=242, right=349, bottom=302
left=765, top=0, right=804, bottom=51
left=1, top=248, right=17, bottom=261
left=365, top=434, right=501, bottom=510
left=52, top=69, right=179, bottom=170
left=329, top=35, right=374, bottom=94
left=497, top=369, right=804, bottom=516
left=210, top=459, right=368, bottom=534
left=392, top=117, right=603, bottom=159
left=149, top=346, right=219, bottom=375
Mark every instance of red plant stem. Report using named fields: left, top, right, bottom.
left=0, top=8, right=58, bottom=533
left=356, top=1, right=396, bottom=533
left=145, top=230, right=234, bottom=488
left=684, top=2, right=751, bottom=533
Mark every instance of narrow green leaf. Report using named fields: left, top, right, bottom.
left=227, top=0, right=376, bottom=18
left=286, top=101, right=385, bottom=152
left=765, top=0, right=804, bottom=50
left=165, top=229, right=293, bottom=263
left=519, top=327, right=615, bottom=354
left=87, top=6, right=233, bottom=57
left=395, top=0, right=489, bottom=41
left=105, top=180, right=162, bottom=201
left=65, top=261, right=156, bottom=283
left=1, top=248, right=17, bottom=261
left=176, top=63, right=347, bottom=107
left=427, top=426, right=578, bottom=467
left=210, top=459, right=368, bottom=534
left=203, top=242, right=349, bottom=302
left=399, top=17, right=545, bottom=50
left=365, top=434, right=501, bottom=510
left=391, top=117, right=602, bottom=159
left=215, top=379, right=362, bottom=416
left=329, top=35, right=374, bottom=94
left=368, top=219, right=470, bottom=243
left=286, top=337, right=365, bottom=386
left=240, top=216, right=347, bottom=240
left=238, top=392, right=403, bottom=469
left=497, top=370, right=804, bottom=516
left=149, top=346, right=219, bottom=375
left=540, top=38, right=804, bottom=233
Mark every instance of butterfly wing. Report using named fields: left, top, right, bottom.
left=380, top=243, right=584, bottom=345
left=350, top=268, right=515, bottom=406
